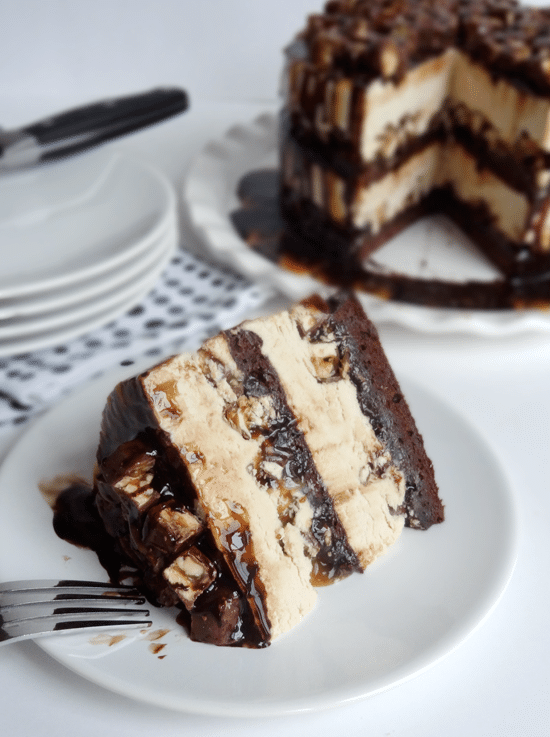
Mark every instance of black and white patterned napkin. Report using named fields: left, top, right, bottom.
left=0, top=250, right=270, bottom=431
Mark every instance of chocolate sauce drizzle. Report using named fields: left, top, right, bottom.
left=231, top=168, right=550, bottom=311
left=225, top=326, right=362, bottom=583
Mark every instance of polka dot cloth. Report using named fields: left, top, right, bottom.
left=0, top=250, right=270, bottom=430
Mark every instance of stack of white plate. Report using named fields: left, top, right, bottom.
left=0, top=150, right=178, bottom=356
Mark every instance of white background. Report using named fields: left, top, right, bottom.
left=1, top=1, right=321, bottom=113
left=1, top=2, right=549, bottom=736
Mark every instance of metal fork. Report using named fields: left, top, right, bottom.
left=0, top=580, right=152, bottom=645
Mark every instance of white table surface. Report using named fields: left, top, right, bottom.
left=1, top=2, right=549, bottom=735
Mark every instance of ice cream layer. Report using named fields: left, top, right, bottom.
left=282, top=139, right=548, bottom=248
left=287, top=48, right=550, bottom=164
left=243, top=303, right=405, bottom=570
left=352, top=142, right=531, bottom=241
left=142, top=337, right=317, bottom=640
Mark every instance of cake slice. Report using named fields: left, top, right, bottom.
left=91, top=294, right=443, bottom=647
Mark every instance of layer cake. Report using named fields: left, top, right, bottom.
left=281, top=0, right=550, bottom=286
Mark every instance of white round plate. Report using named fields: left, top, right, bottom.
left=0, top=234, right=177, bottom=356
left=0, top=362, right=518, bottom=717
left=184, top=113, right=550, bottom=337
left=0, top=211, right=177, bottom=321
left=0, top=150, right=176, bottom=299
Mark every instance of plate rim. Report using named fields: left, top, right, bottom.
left=0, top=215, right=177, bottom=321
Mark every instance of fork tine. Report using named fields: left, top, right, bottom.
left=0, top=579, right=143, bottom=595
left=1, top=597, right=147, bottom=614
left=0, top=611, right=152, bottom=645
left=0, top=603, right=149, bottom=624
left=0, top=580, right=146, bottom=607
left=0, top=579, right=121, bottom=591
left=0, top=580, right=152, bottom=645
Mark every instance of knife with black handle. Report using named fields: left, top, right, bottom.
left=0, top=87, right=189, bottom=171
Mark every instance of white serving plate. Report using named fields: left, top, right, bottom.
left=0, top=361, right=518, bottom=716
left=184, top=113, right=550, bottom=337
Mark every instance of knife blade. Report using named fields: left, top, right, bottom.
left=0, top=87, right=189, bottom=171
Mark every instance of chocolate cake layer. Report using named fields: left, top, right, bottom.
left=75, top=295, right=444, bottom=647
left=223, top=325, right=361, bottom=584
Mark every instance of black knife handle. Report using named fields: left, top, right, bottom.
left=22, top=87, right=189, bottom=152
